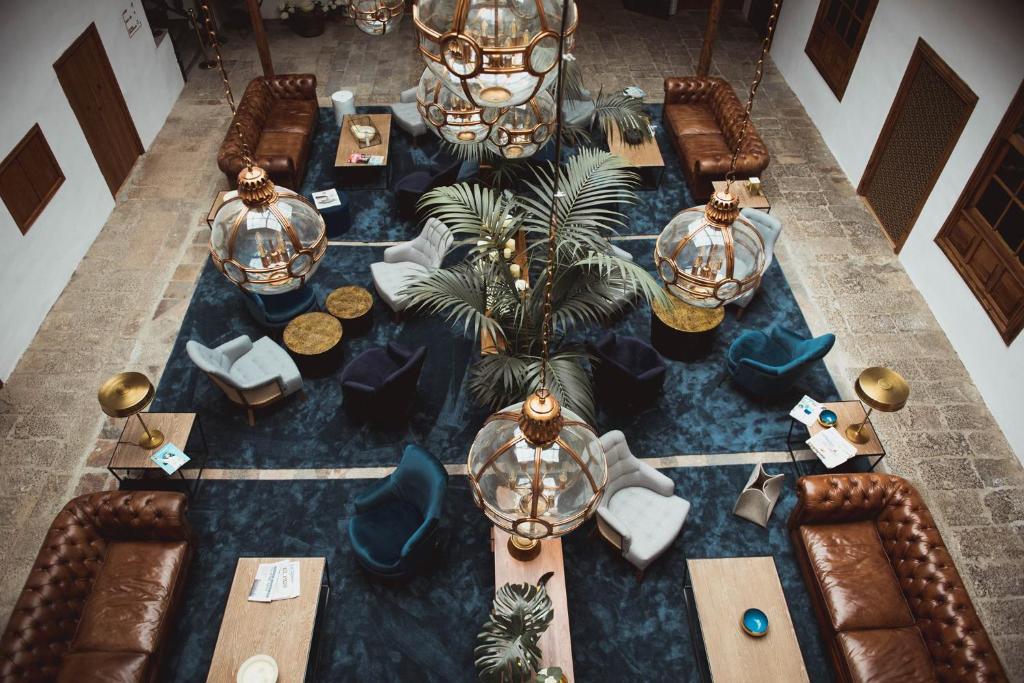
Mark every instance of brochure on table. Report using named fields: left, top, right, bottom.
left=312, top=188, right=341, bottom=210
left=150, top=443, right=190, bottom=475
left=806, top=428, right=858, bottom=468
left=789, top=395, right=823, bottom=426
left=248, top=560, right=301, bottom=602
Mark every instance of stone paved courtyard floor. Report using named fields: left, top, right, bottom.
left=0, top=3, right=1021, bottom=675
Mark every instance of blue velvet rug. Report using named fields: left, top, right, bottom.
left=151, top=241, right=838, bottom=468
left=159, top=465, right=834, bottom=682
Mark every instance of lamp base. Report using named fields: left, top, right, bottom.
left=138, top=429, right=165, bottom=450
left=844, top=423, right=869, bottom=445
left=507, top=535, right=542, bottom=562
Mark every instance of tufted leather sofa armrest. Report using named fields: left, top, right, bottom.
left=73, top=491, right=192, bottom=543
left=663, top=76, right=718, bottom=105
left=264, top=74, right=317, bottom=101
left=788, top=473, right=901, bottom=528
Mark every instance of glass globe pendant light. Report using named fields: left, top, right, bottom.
left=484, top=88, right=556, bottom=159
left=210, top=166, right=327, bottom=294
left=351, top=0, right=405, bottom=35
left=467, top=0, right=605, bottom=561
left=415, top=68, right=502, bottom=144
left=200, top=1, right=327, bottom=295
left=654, top=0, right=781, bottom=308
left=413, top=0, right=578, bottom=108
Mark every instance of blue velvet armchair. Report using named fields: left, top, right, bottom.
left=726, top=324, right=836, bottom=395
left=348, top=445, right=448, bottom=578
left=241, top=287, right=317, bottom=329
left=394, top=158, right=462, bottom=220
left=588, top=332, right=667, bottom=412
left=340, top=342, right=427, bottom=422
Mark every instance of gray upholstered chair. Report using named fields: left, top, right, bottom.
left=732, top=207, right=782, bottom=316
left=596, top=430, right=690, bottom=579
left=186, top=335, right=302, bottom=425
left=370, top=218, right=453, bottom=314
left=391, top=87, right=428, bottom=140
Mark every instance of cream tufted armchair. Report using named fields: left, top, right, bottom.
left=596, top=430, right=690, bottom=579
left=370, top=218, right=453, bottom=315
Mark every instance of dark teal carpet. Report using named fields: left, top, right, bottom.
left=160, top=465, right=834, bottom=682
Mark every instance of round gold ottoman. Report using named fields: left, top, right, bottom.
left=326, top=285, right=374, bottom=336
left=283, top=311, right=344, bottom=377
left=650, top=297, right=725, bottom=361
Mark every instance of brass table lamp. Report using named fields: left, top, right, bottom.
left=98, top=372, right=164, bottom=449
left=846, top=367, right=910, bottom=445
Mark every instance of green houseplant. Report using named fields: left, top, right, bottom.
left=475, top=577, right=555, bottom=683
left=404, top=148, right=668, bottom=422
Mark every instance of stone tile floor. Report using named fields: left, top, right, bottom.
left=0, top=2, right=1021, bottom=675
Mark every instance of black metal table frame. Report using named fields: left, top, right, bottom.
left=306, top=558, right=332, bottom=682
left=107, top=413, right=210, bottom=500
left=681, top=549, right=715, bottom=683
left=785, top=412, right=886, bottom=479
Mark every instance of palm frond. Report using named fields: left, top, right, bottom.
left=402, top=263, right=503, bottom=341
left=593, top=90, right=653, bottom=143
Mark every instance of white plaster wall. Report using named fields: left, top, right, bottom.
left=771, top=0, right=1024, bottom=460
left=0, top=0, right=184, bottom=380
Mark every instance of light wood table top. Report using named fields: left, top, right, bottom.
left=492, top=529, right=574, bottom=681
left=335, top=113, right=391, bottom=167
left=687, top=556, right=808, bottom=683
left=607, top=124, right=664, bottom=168
left=206, top=190, right=235, bottom=227
left=712, top=179, right=771, bottom=212
left=110, top=412, right=196, bottom=469
left=207, top=557, right=325, bottom=683
left=807, top=400, right=884, bottom=457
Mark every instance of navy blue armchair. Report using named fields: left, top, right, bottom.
left=241, top=287, right=317, bottom=329
left=340, top=342, right=427, bottom=422
left=394, top=159, right=462, bottom=220
left=726, top=324, right=836, bottom=396
left=349, top=444, right=448, bottom=578
left=589, top=332, right=667, bottom=412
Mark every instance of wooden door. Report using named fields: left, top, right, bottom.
left=858, top=39, right=976, bottom=252
left=54, top=24, right=143, bottom=195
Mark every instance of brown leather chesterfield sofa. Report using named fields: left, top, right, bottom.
left=217, top=74, right=319, bottom=190
left=790, top=474, right=1006, bottom=683
left=663, top=76, right=770, bottom=197
left=0, top=491, right=192, bottom=683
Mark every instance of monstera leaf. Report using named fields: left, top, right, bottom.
left=475, top=576, right=555, bottom=683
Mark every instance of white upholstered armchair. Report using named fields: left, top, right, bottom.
left=596, top=430, right=690, bottom=578
left=370, top=218, right=453, bottom=314
left=391, top=87, right=428, bottom=139
left=732, top=208, right=782, bottom=316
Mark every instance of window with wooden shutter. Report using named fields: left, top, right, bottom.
left=804, top=0, right=879, bottom=100
left=936, top=81, right=1024, bottom=344
left=0, top=125, right=64, bottom=235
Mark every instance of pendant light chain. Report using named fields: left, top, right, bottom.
left=200, top=0, right=255, bottom=169
left=724, top=0, right=781, bottom=192
left=538, top=0, right=572, bottom=394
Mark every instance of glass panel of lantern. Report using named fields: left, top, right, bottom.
left=415, top=68, right=502, bottom=144
left=485, top=88, right=556, bottom=159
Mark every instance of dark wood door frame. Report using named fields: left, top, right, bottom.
left=857, top=38, right=977, bottom=252
left=54, top=23, right=143, bottom=196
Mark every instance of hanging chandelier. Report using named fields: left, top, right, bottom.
left=484, top=88, right=556, bottom=159
left=350, top=0, right=405, bottom=35
left=653, top=0, right=781, bottom=309
left=416, top=68, right=502, bottom=144
left=467, top=0, right=605, bottom=561
left=412, top=0, right=577, bottom=108
left=201, top=2, right=327, bottom=295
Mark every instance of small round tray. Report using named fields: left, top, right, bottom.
left=817, top=409, right=838, bottom=428
left=741, top=608, right=769, bottom=637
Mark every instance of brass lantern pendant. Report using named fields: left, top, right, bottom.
left=654, top=189, right=766, bottom=308
left=209, top=166, right=327, bottom=295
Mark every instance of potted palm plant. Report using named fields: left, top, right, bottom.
left=404, top=149, right=667, bottom=422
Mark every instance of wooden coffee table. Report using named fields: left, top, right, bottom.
left=492, top=529, right=574, bottom=681
left=335, top=113, right=392, bottom=190
left=786, top=400, right=886, bottom=476
left=207, top=557, right=330, bottom=683
left=107, top=412, right=208, bottom=498
left=607, top=122, right=665, bottom=189
left=685, top=556, right=808, bottom=683
left=712, top=179, right=771, bottom=213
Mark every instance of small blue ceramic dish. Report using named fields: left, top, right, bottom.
left=818, top=409, right=838, bottom=428
left=741, top=608, right=769, bottom=637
